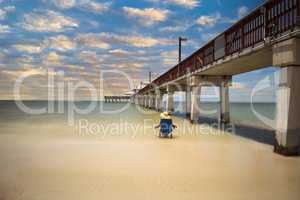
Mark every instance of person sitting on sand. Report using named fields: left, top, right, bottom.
left=155, top=112, right=177, bottom=138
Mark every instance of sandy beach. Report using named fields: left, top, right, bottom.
left=0, top=111, right=299, bottom=200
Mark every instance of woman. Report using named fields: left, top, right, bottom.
left=155, top=112, right=177, bottom=138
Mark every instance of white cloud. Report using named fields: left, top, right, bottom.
left=196, top=13, right=221, bottom=28
left=111, top=61, right=144, bottom=70
left=149, top=0, right=200, bottom=9
left=231, top=82, right=248, bottom=89
left=50, top=0, right=110, bottom=13
left=78, top=51, right=103, bottom=64
left=50, top=0, right=77, bottom=9
left=76, top=32, right=172, bottom=48
left=21, top=10, right=79, bottom=32
left=44, top=51, right=61, bottom=64
left=108, top=49, right=146, bottom=57
left=98, top=32, right=174, bottom=47
left=45, top=35, right=76, bottom=51
left=13, top=43, right=44, bottom=54
left=123, top=7, right=169, bottom=26
left=165, top=0, right=199, bottom=8
left=238, top=6, right=249, bottom=19
left=76, top=33, right=110, bottom=49
left=109, top=49, right=131, bottom=56
left=0, top=24, right=10, bottom=33
left=160, top=50, right=178, bottom=65
left=82, top=1, right=110, bottom=13
left=159, top=22, right=192, bottom=32
left=2, top=67, right=46, bottom=77
left=0, top=5, right=15, bottom=20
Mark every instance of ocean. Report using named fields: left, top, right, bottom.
left=0, top=100, right=276, bottom=130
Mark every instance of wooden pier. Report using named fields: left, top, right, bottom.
left=104, top=96, right=131, bottom=103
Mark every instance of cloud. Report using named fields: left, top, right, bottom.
left=81, top=1, right=110, bottom=13
left=13, top=43, right=44, bottom=54
left=165, top=0, right=200, bottom=8
left=21, top=10, right=79, bottom=32
left=159, top=22, right=192, bottom=32
left=148, top=0, right=200, bottom=9
left=109, top=61, right=144, bottom=70
left=231, top=82, right=248, bottom=90
left=50, top=0, right=77, bottom=9
left=0, top=5, right=15, bottom=20
left=76, top=33, right=110, bottom=49
left=196, top=11, right=239, bottom=29
left=98, top=32, right=174, bottom=47
left=196, top=13, right=221, bottom=28
left=108, top=49, right=132, bottom=56
left=123, top=7, right=169, bottom=26
left=160, top=50, right=177, bottom=65
left=0, top=24, right=10, bottom=33
left=2, top=67, right=46, bottom=77
left=78, top=51, right=103, bottom=64
left=76, top=32, right=172, bottom=48
left=237, top=6, right=249, bottom=19
left=44, top=51, right=61, bottom=64
left=108, top=49, right=146, bottom=57
left=45, top=35, right=76, bottom=51
left=49, top=0, right=110, bottom=13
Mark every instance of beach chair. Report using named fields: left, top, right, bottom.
left=159, top=118, right=174, bottom=139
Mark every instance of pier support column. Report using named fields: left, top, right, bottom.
left=148, top=95, right=152, bottom=109
left=155, top=94, right=163, bottom=112
left=144, top=96, right=147, bottom=107
left=186, top=86, right=191, bottom=118
left=274, top=67, right=300, bottom=156
left=145, top=95, right=149, bottom=108
left=148, top=95, right=153, bottom=109
left=189, top=76, right=202, bottom=123
left=190, top=86, right=201, bottom=123
left=151, top=95, right=156, bottom=109
left=273, top=38, right=300, bottom=155
left=219, top=82, right=230, bottom=124
left=166, top=86, right=174, bottom=113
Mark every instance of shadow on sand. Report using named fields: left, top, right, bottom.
left=173, top=112, right=276, bottom=146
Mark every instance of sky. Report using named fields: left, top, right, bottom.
left=0, top=0, right=277, bottom=102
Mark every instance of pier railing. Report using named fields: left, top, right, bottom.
left=139, top=0, right=299, bottom=94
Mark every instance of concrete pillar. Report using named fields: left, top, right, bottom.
left=166, top=86, right=174, bottom=113
left=155, top=95, right=163, bottom=112
left=189, top=76, right=202, bottom=123
left=151, top=95, right=155, bottom=109
left=152, top=95, right=156, bottom=109
left=148, top=95, right=152, bottom=108
left=273, top=38, right=300, bottom=155
left=274, top=67, right=300, bottom=155
left=219, top=82, right=230, bottom=124
left=186, top=86, right=191, bottom=118
left=190, top=86, right=201, bottom=123
left=144, top=96, right=148, bottom=108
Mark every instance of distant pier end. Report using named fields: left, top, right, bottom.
left=104, top=96, right=131, bottom=103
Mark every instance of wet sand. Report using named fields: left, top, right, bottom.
left=0, top=114, right=300, bottom=200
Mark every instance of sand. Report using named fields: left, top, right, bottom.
left=0, top=115, right=300, bottom=200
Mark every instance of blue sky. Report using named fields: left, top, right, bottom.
left=0, top=0, right=277, bottom=102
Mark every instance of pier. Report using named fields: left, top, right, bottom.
left=104, top=96, right=131, bottom=103
left=133, top=0, right=300, bottom=156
